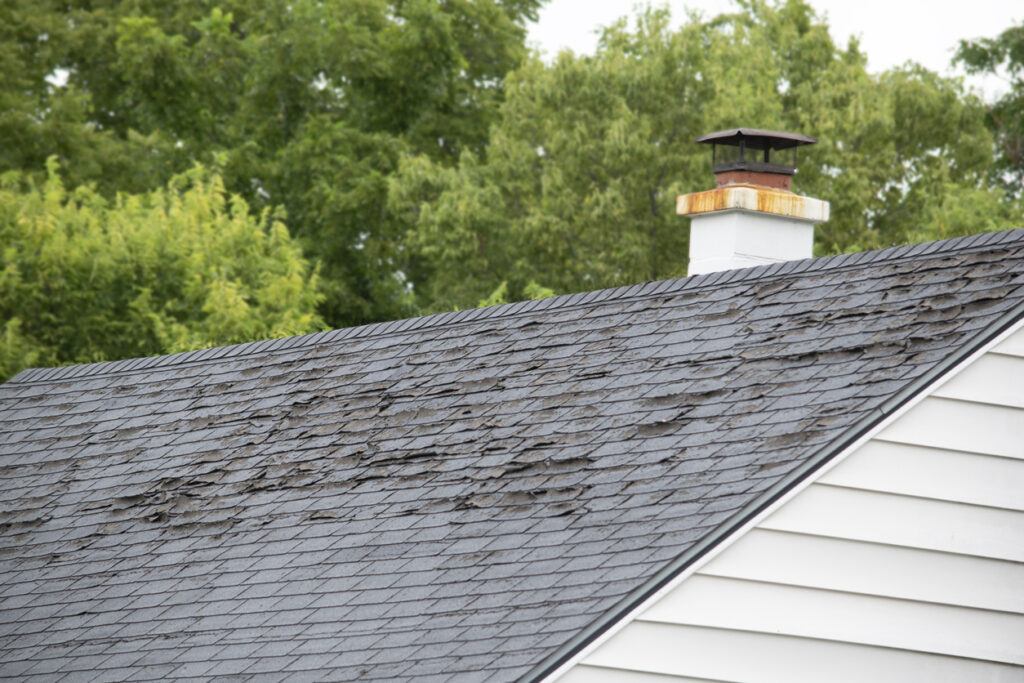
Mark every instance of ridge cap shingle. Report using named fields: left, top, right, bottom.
left=8, top=228, right=1024, bottom=386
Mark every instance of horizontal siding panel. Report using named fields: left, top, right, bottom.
left=759, top=485, right=1024, bottom=562
left=877, top=396, right=1024, bottom=459
left=819, top=440, right=1024, bottom=511
left=581, top=621, right=1024, bottom=683
left=699, top=528, right=1024, bottom=614
left=994, top=327, right=1024, bottom=358
left=932, top=352, right=1024, bottom=408
left=640, top=575, right=1024, bottom=664
left=558, top=665, right=726, bottom=683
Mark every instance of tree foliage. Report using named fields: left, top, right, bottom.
left=392, top=0, right=1021, bottom=312
left=2, top=0, right=1022, bottom=348
left=956, top=21, right=1024, bottom=199
left=0, top=160, right=323, bottom=382
left=1, top=0, right=542, bottom=327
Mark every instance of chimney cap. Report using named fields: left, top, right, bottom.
left=696, top=128, right=817, bottom=177
left=695, top=128, right=817, bottom=150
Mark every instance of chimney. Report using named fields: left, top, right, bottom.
left=677, top=128, right=829, bottom=276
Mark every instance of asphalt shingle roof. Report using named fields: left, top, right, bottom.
left=3, top=229, right=1024, bottom=681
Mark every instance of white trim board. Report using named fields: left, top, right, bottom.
left=541, top=315, right=1024, bottom=683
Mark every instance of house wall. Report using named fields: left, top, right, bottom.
left=552, top=324, right=1024, bottom=683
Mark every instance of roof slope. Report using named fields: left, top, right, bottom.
left=2, top=230, right=1024, bottom=682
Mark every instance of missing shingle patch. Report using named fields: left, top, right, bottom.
left=645, top=389, right=729, bottom=407
left=636, top=420, right=684, bottom=437
left=0, top=515, right=50, bottom=533
left=454, top=482, right=589, bottom=509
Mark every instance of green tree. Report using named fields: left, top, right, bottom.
left=0, top=1, right=169, bottom=195
left=391, top=0, right=1018, bottom=313
left=0, top=159, right=323, bottom=382
left=956, top=21, right=1024, bottom=199
left=1, top=0, right=542, bottom=328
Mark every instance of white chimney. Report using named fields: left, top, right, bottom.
left=677, top=128, right=829, bottom=276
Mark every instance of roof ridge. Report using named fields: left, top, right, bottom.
left=9, top=228, right=1024, bottom=386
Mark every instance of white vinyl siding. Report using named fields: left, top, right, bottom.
left=700, top=529, right=1024, bottom=614
left=758, top=485, right=1024, bottom=562
left=642, top=574, right=1024, bottom=664
left=552, top=323, right=1024, bottom=682
left=817, top=439, right=1024, bottom=511
left=877, top=396, right=1024, bottom=458
left=559, top=668, right=722, bottom=683
left=575, top=622, right=1024, bottom=683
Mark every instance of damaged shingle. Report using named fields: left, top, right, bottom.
left=3, top=230, right=1024, bottom=681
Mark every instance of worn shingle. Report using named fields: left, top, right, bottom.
left=2, top=231, right=1024, bottom=681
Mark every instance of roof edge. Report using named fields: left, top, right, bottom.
left=521, top=297, right=1024, bottom=683
left=8, top=228, right=1024, bottom=386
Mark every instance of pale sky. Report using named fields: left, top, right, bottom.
left=528, top=0, right=1022, bottom=99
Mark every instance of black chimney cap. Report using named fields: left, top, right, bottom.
left=695, top=128, right=817, bottom=149
left=696, top=128, right=817, bottom=175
